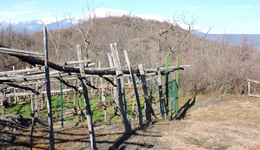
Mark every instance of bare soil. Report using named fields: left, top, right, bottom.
left=1, top=95, right=260, bottom=150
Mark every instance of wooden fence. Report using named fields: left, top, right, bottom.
left=247, top=79, right=260, bottom=98
left=0, top=26, right=186, bottom=150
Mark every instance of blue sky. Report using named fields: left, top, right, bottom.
left=0, top=0, right=260, bottom=34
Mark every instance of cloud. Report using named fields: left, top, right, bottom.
left=184, top=6, right=204, bottom=10
left=239, top=6, right=253, bottom=9
left=222, top=6, right=254, bottom=9
left=240, top=24, right=260, bottom=27
left=0, top=10, right=39, bottom=18
left=13, top=1, right=38, bottom=10
left=252, top=21, right=260, bottom=24
left=0, top=1, right=41, bottom=21
left=221, top=6, right=235, bottom=8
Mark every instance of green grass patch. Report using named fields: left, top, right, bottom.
left=1, top=92, right=152, bottom=123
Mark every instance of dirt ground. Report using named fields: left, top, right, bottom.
left=1, top=95, right=260, bottom=150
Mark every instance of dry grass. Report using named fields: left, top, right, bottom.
left=1, top=95, right=260, bottom=150
left=158, top=95, right=260, bottom=150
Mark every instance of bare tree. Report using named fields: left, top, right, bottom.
left=156, top=11, right=197, bottom=59
left=65, top=2, right=98, bottom=59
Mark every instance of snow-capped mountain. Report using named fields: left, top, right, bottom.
left=1, top=8, right=259, bottom=49
left=0, top=8, right=133, bottom=33
left=0, top=8, right=204, bottom=34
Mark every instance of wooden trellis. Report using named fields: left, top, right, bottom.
left=0, top=26, right=185, bottom=150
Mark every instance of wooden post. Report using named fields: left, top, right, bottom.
left=110, top=43, right=131, bottom=133
left=35, top=83, right=39, bottom=118
left=175, top=56, right=179, bottom=115
left=41, top=93, right=44, bottom=110
left=158, top=58, right=165, bottom=118
left=13, top=66, right=17, bottom=104
left=30, top=94, right=34, bottom=115
left=14, top=88, right=17, bottom=104
left=131, top=97, right=136, bottom=120
left=2, top=90, right=6, bottom=115
left=43, top=25, right=55, bottom=150
left=127, top=77, right=131, bottom=87
left=107, top=53, right=119, bottom=114
left=77, top=44, right=97, bottom=150
left=248, top=81, right=250, bottom=98
left=60, top=77, right=63, bottom=128
left=165, top=56, right=169, bottom=116
left=73, top=79, right=77, bottom=119
left=99, top=61, right=107, bottom=122
left=102, top=88, right=107, bottom=121
left=124, top=50, right=143, bottom=128
left=90, top=77, right=94, bottom=95
left=138, top=64, right=151, bottom=122
left=17, top=89, right=20, bottom=102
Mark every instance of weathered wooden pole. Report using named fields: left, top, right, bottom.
left=17, top=89, right=20, bottom=103
left=41, top=93, right=44, bottom=110
left=110, top=43, right=131, bottom=133
left=138, top=64, right=152, bottom=122
left=175, top=56, right=179, bottom=114
left=124, top=50, right=143, bottom=128
left=107, top=53, right=119, bottom=114
left=248, top=80, right=250, bottom=98
left=43, top=25, right=55, bottom=150
left=2, top=90, right=6, bottom=115
left=35, top=83, right=39, bottom=118
left=77, top=44, right=97, bottom=150
left=99, top=61, right=107, bottom=121
left=165, top=56, right=169, bottom=117
left=73, top=78, right=77, bottom=119
left=8, top=96, right=11, bottom=103
left=90, top=77, right=94, bottom=95
left=158, top=58, right=165, bottom=118
left=102, top=88, right=107, bottom=121
left=60, top=77, right=63, bottom=128
left=30, top=94, right=34, bottom=115
left=14, top=88, right=17, bottom=104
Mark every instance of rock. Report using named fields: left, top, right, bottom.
left=93, top=119, right=104, bottom=126
left=193, top=98, right=222, bottom=111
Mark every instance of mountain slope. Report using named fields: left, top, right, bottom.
left=194, top=31, right=260, bottom=49
left=0, top=8, right=131, bottom=33
left=0, top=8, right=204, bottom=34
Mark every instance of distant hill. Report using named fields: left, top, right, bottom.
left=0, top=8, right=131, bottom=33
left=193, top=31, right=260, bottom=50
left=2, top=7, right=259, bottom=51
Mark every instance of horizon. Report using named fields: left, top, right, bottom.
left=0, top=0, right=260, bottom=34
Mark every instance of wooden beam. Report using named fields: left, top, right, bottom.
left=110, top=43, right=131, bottom=133
left=0, top=46, right=44, bottom=58
left=107, top=53, right=119, bottom=114
left=0, top=67, right=44, bottom=76
left=248, top=94, right=260, bottom=98
left=247, top=79, right=260, bottom=84
left=138, top=64, right=151, bottom=122
left=158, top=58, right=165, bottom=118
left=124, top=50, right=143, bottom=128
left=58, top=60, right=92, bottom=66
left=77, top=44, right=97, bottom=150
left=35, top=83, right=39, bottom=118
left=43, top=25, right=55, bottom=150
